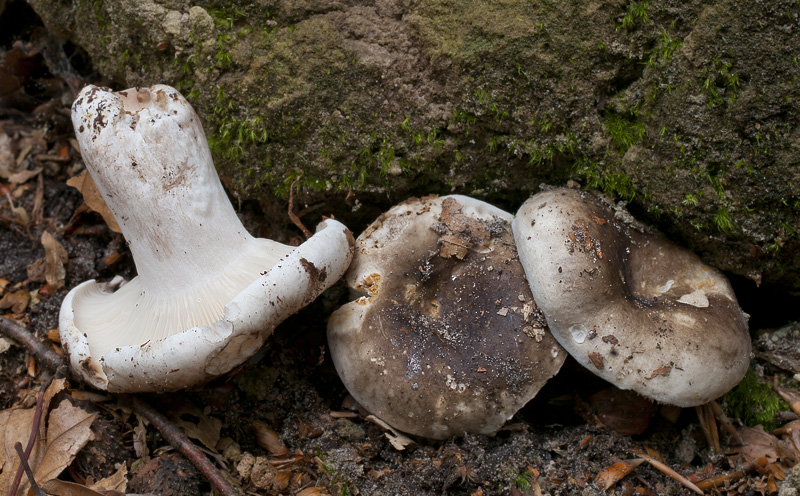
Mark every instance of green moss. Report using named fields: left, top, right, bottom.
left=701, top=57, right=741, bottom=108
left=513, top=469, right=536, bottom=491
left=574, top=158, right=637, bottom=201
left=605, top=112, right=646, bottom=153
left=644, top=28, right=683, bottom=67
left=207, top=86, right=269, bottom=164
left=712, top=206, right=735, bottom=233
left=724, top=369, right=790, bottom=431
left=618, top=1, right=650, bottom=30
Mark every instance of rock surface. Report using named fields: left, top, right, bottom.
left=28, top=0, right=800, bottom=289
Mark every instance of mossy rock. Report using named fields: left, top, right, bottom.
left=29, top=0, right=800, bottom=290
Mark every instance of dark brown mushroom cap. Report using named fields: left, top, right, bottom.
left=327, top=195, right=565, bottom=439
left=512, top=188, right=751, bottom=407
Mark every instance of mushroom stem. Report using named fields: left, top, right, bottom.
left=73, top=86, right=288, bottom=299
left=71, top=85, right=292, bottom=357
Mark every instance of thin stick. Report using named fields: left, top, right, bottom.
left=695, top=460, right=757, bottom=491
left=13, top=443, right=46, bottom=496
left=7, top=379, right=51, bottom=496
left=634, top=450, right=704, bottom=495
left=0, top=318, right=238, bottom=496
left=709, top=400, right=742, bottom=445
left=288, top=170, right=312, bottom=239
left=127, top=396, right=238, bottom=496
left=0, top=318, right=63, bottom=373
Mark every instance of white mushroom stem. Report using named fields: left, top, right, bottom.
left=71, top=85, right=292, bottom=357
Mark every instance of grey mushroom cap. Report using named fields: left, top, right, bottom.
left=512, top=188, right=751, bottom=407
left=327, top=195, right=566, bottom=439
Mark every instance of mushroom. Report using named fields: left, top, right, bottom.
left=512, top=187, right=751, bottom=406
left=327, top=195, right=565, bottom=439
left=62, top=84, right=354, bottom=392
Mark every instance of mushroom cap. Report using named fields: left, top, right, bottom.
left=61, top=85, right=354, bottom=392
left=61, top=219, right=353, bottom=392
left=512, top=188, right=751, bottom=407
left=327, top=195, right=565, bottom=439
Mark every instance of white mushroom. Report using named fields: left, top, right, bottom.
left=328, top=195, right=565, bottom=439
left=512, top=187, right=751, bottom=406
left=62, top=84, right=354, bottom=392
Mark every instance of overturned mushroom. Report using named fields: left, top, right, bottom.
left=327, top=195, right=565, bottom=439
left=62, top=84, right=354, bottom=392
left=512, top=188, right=751, bottom=406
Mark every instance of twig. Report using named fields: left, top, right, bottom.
left=288, top=170, right=312, bottom=239
left=0, top=318, right=238, bottom=496
left=709, top=400, right=742, bottom=445
left=695, top=403, right=720, bottom=453
left=127, top=396, right=238, bottom=496
left=13, top=443, right=45, bottom=496
left=633, top=450, right=704, bottom=495
left=0, top=318, right=64, bottom=373
left=695, top=460, right=759, bottom=491
left=8, top=379, right=52, bottom=496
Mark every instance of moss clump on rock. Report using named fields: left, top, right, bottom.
left=27, top=0, right=800, bottom=291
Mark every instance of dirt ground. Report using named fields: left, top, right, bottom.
left=2, top=4, right=800, bottom=496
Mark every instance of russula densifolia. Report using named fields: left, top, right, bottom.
left=61, top=84, right=354, bottom=392
left=512, top=187, right=751, bottom=406
left=327, top=195, right=565, bottom=439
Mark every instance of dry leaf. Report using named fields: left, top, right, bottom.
left=735, top=425, right=795, bottom=462
left=32, top=399, right=96, bottom=487
left=171, top=404, right=221, bottom=452
left=595, top=459, right=644, bottom=490
left=0, top=378, right=66, bottom=496
left=132, top=415, right=148, bottom=458
left=253, top=420, right=289, bottom=457
left=0, top=133, right=13, bottom=178
left=366, top=415, right=415, bottom=451
left=41, top=479, right=106, bottom=496
left=66, top=170, right=121, bottom=233
left=40, top=230, right=68, bottom=291
left=89, top=463, right=127, bottom=492
left=776, top=385, right=800, bottom=418
left=8, top=167, right=41, bottom=186
left=0, top=336, right=12, bottom=355
left=26, top=258, right=47, bottom=283
left=10, top=204, right=29, bottom=225
left=0, top=289, right=30, bottom=314
left=296, top=488, right=329, bottom=496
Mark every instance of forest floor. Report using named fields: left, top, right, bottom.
left=2, top=3, right=800, bottom=496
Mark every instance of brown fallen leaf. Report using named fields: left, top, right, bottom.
left=595, top=458, right=644, bottom=490
left=253, top=420, right=290, bottom=457
left=733, top=425, right=796, bottom=463
left=84, top=463, right=127, bottom=493
left=40, top=231, right=68, bottom=291
left=0, top=378, right=66, bottom=496
left=0, top=289, right=30, bottom=314
left=66, top=170, right=121, bottom=233
left=7, top=167, right=41, bottom=186
left=170, top=403, right=221, bottom=452
left=32, top=399, right=96, bottom=488
left=41, top=479, right=106, bottom=496
left=775, top=385, right=800, bottom=418
left=296, top=487, right=329, bottom=496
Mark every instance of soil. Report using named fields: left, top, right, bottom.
left=1, top=5, right=799, bottom=496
